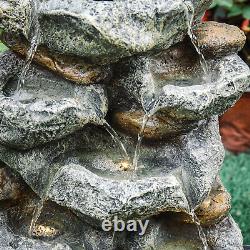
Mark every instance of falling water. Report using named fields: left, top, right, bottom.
left=15, top=3, right=41, bottom=97
left=28, top=167, right=60, bottom=237
left=190, top=210, right=209, bottom=250
left=28, top=198, right=44, bottom=236
left=103, top=121, right=130, bottom=161
left=132, top=114, right=150, bottom=177
left=111, top=229, right=116, bottom=249
left=178, top=169, right=209, bottom=250
left=183, top=1, right=210, bottom=82
left=131, top=97, right=161, bottom=177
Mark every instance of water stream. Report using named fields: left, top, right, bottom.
left=131, top=114, right=150, bottom=178
left=178, top=168, right=209, bottom=250
left=15, top=3, right=41, bottom=97
left=190, top=210, right=209, bottom=250
left=183, top=1, right=210, bottom=82
left=28, top=167, right=61, bottom=237
left=131, top=97, right=161, bottom=178
left=103, top=121, right=130, bottom=162
left=28, top=198, right=44, bottom=236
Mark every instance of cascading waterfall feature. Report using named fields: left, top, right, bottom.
left=0, top=0, right=249, bottom=249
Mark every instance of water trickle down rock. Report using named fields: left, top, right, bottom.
left=0, top=0, right=249, bottom=249
left=0, top=52, right=108, bottom=149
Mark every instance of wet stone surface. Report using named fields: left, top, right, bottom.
left=0, top=0, right=248, bottom=249
left=1, top=33, right=112, bottom=85
left=0, top=52, right=108, bottom=149
left=108, top=42, right=250, bottom=137
left=0, top=117, right=224, bottom=222
left=0, top=0, right=212, bottom=64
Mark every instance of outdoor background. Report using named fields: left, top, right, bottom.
left=0, top=0, right=250, bottom=245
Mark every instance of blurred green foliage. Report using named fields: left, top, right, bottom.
left=211, top=0, right=250, bottom=18
left=0, top=42, right=8, bottom=52
left=221, top=152, right=250, bottom=244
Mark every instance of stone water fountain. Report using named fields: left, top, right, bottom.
left=0, top=0, right=249, bottom=249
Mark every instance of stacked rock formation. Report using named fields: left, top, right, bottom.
left=0, top=0, right=249, bottom=249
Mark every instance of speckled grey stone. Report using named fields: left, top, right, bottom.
left=0, top=52, right=108, bottom=149
left=127, top=215, right=243, bottom=250
left=0, top=0, right=32, bottom=38
left=0, top=211, right=72, bottom=250
left=206, top=215, right=244, bottom=250
left=0, top=0, right=246, bottom=249
left=0, top=166, right=27, bottom=201
left=0, top=115, right=223, bottom=223
left=0, top=193, right=243, bottom=250
left=0, top=0, right=210, bottom=64
left=109, top=42, right=250, bottom=121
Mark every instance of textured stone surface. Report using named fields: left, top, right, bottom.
left=0, top=0, right=32, bottom=38
left=0, top=52, right=108, bottom=149
left=109, top=46, right=250, bottom=123
left=192, top=0, right=213, bottom=20
left=177, top=179, right=231, bottom=226
left=111, top=109, right=198, bottom=140
left=158, top=54, right=250, bottom=120
left=1, top=33, right=112, bottom=85
left=195, top=184, right=231, bottom=226
left=48, top=164, right=188, bottom=225
left=127, top=215, right=243, bottom=250
left=0, top=211, right=72, bottom=249
left=194, top=21, right=246, bottom=58
left=0, top=165, right=27, bottom=201
left=0, top=116, right=224, bottom=221
left=206, top=215, right=244, bottom=250
left=0, top=196, right=243, bottom=250
left=0, top=0, right=209, bottom=64
left=0, top=1, right=246, bottom=249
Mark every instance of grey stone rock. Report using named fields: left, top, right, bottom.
left=192, top=0, right=213, bottom=21
left=48, top=164, right=188, bottom=225
left=158, top=54, right=250, bottom=120
left=0, top=204, right=243, bottom=250
left=109, top=44, right=250, bottom=121
left=0, top=0, right=32, bottom=38
left=0, top=211, right=72, bottom=250
left=0, top=115, right=223, bottom=223
left=0, top=1, right=245, bottom=248
left=127, top=214, right=243, bottom=250
left=0, top=126, right=190, bottom=224
left=0, top=165, right=27, bottom=201
left=0, top=52, right=108, bottom=149
left=206, top=215, right=244, bottom=250
left=0, top=0, right=209, bottom=64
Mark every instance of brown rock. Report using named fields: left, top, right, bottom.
left=178, top=184, right=231, bottom=226
left=111, top=110, right=197, bottom=140
left=1, top=34, right=112, bottom=85
left=0, top=166, right=27, bottom=201
left=194, top=21, right=246, bottom=58
left=150, top=41, right=203, bottom=83
left=195, top=188, right=231, bottom=226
